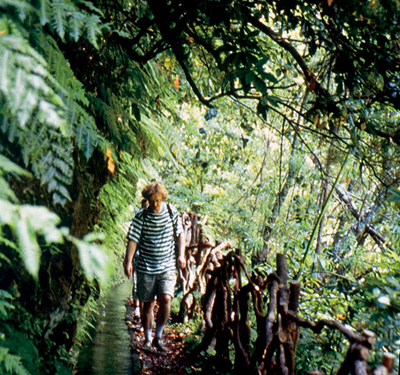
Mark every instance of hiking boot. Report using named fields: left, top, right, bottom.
left=141, top=341, right=152, bottom=351
left=152, top=337, right=167, bottom=352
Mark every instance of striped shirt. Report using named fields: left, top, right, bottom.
left=127, top=203, right=183, bottom=274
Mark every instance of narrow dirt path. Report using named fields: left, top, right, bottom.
left=125, top=298, right=194, bottom=374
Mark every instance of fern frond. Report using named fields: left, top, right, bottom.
left=0, top=1, right=33, bottom=21
left=0, top=235, right=18, bottom=253
left=35, top=31, right=104, bottom=160
left=0, top=199, right=66, bottom=277
left=48, top=0, right=104, bottom=48
left=20, top=205, right=63, bottom=243
left=12, top=68, right=24, bottom=112
left=0, top=48, right=10, bottom=93
left=119, top=152, right=149, bottom=181
left=0, top=154, right=31, bottom=201
left=50, top=0, right=68, bottom=41
left=75, top=119, right=99, bottom=159
left=39, top=0, right=49, bottom=25
left=2, top=0, right=104, bottom=48
left=15, top=217, right=40, bottom=278
left=0, top=251, right=12, bottom=268
left=70, top=233, right=111, bottom=284
left=0, top=19, right=107, bottom=204
left=0, top=178, right=17, bottom=202
left=69, top=10, right=84, bottom=42
left=0, top=346, right=30, bottom=375
left=161, top=120, right=183, bottom=162
left=78, top=0, right=104, bottom=17
left=84, top=14, right=101, bottom=50
left=0, top=289, right=14, bottom=317
left=0, top=27, right=68, bottom=131
left=0, top=154, right=30, bottom=177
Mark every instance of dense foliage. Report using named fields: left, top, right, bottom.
left=1, top=0, right=400, bottom=373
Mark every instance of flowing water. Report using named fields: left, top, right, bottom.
left=76, top=279, right=137, bottom=375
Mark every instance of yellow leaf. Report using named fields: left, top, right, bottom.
left=336, top=313, right=346, bottom=320
left=313, top=113, right=320, bottom=127
left=165, top=57, right=172, bottom=70
left=107, top=159, right=115, bottom=174
left=106, top=147, right=116, bottom=174
left=360, top=122, right=367, bottom=130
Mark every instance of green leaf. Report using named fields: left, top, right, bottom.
left=253, top=75, right=267, bottom=93
left=132, top=103, right=141, bottom=121
left=15, top=217, right=40, bottom=278
left=0, top=289, right=14, bottom=317
left=387, top=188, right=400, bottom=202
left=19, top=205, right=61, bottom=234
left=0, top=154, right=30, bottom=177
left=52, top=0, right=66, bottom=40
left=0, top=49, right=9, bottom=93
left=257, top=101, right=267, bottom=120
left=0, top=199, right=15, bottom=224
left=85, top=14, right=101, bottom=49
left=73, top=234, right=111, bottom=284
left=41, top=166, right=57, bottom=184
left=70, top=12, right=84, bottom=41
left=245, top=71, right=254, bottom=85
left=0, top=1, right=32, bottom=20
left=259, top=70, right=278, bottom=84
left=0, top=346, right=30, bottom=375
left=39, top=0, right=48, bottom=25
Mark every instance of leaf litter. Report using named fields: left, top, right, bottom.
left=126, top=298, right=193, bottom=374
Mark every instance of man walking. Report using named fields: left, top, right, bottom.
left=123, top=183, right=186, bottom=351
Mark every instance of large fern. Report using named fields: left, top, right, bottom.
left=0, top=2, right=109, bottom=275
left=0, top=347, right=30, bottom=375
left=0, top=291, right=29, bottom=375
left=1, top=0, right=105, bottom=46
left=0, top=20, right=72, bottom=204
left=0, top=150, right=112, bottom=280
left=0, top=5, right=107, bottom=204
left=0, top=196, right=112, bottom=281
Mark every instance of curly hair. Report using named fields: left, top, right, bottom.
left=141, top=183, right=168, bottom=201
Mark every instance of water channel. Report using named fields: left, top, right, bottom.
left=76, top=279, right=135, bottom=375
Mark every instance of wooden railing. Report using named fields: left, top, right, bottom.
left=175, top=212, right=396, bottom=375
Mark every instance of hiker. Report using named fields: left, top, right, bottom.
left=123, top=183, right=186, bottom=351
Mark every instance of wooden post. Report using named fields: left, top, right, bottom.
left=289, top=280, right=301, bottom=313
left=372, top=353, right=396, bottom=375
left=382, top=353, right=396, bottom=373
left=277, top=253, right=288, bottom=286
left=284, top=280, right=301, bottom=375
left=336, top=331, right=374, bottom=375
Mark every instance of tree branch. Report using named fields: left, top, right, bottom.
left=246, top=14, right=331, bottom=100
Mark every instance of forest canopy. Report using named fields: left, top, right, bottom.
left=1, top=0, right=400, bottom=374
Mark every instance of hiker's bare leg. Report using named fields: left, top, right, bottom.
left=142, top=300, right=155, bottom=330
left=152, top=293, right=171, bottom=350
left=142, top=300, right=155, bottom=345
left=155, top=293, right=171, bottom=332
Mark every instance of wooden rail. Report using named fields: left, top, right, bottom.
left=175, top=212, right=395, bottom=375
